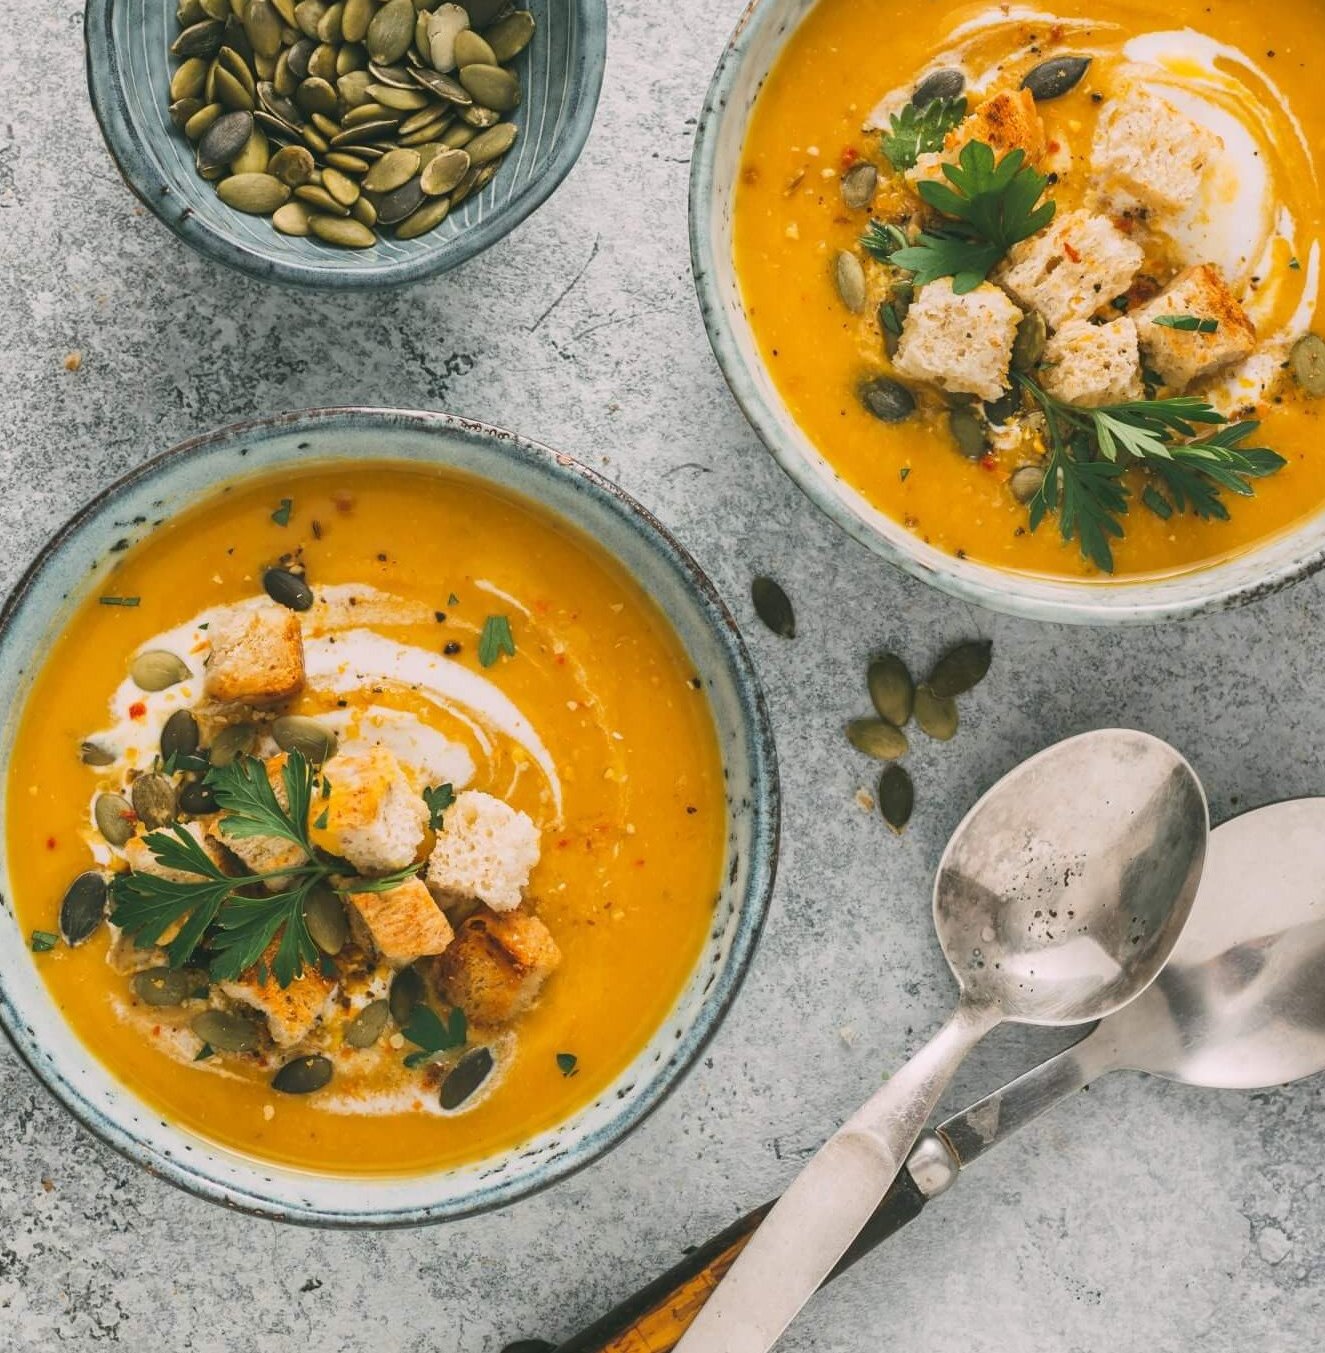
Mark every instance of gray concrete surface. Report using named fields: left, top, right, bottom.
left=2, top=1, right=1324, bottom=1348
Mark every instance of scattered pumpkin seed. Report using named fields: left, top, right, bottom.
left=303, top=886, right=349, bottom=955
left=485, top=10, right=535, bottom=62
left=453, top=28, right=496, bottom=66
left=310, top=214, right=377, bottom=246
left=860, top=377, right=916, bottom=423
left=948, top=408, right=988, bottom=460
left=458, top=64, right=520, bottom=112
left=464, top=120, right=517, bottom=164
left=912, top=68, right=965, bottom=106
left=209, top=721, right=258, bottom=767
left=878, top=765, right=914, bottom=835
left=362, top=145, right=421, bottom=191
left=133, top=967, right=200, bottom=1007
left=419, top=146, right=469, bottom=194
left=296, top=183, right=351, bottom=215
left=395, top=193, right=450, bottom=237
left=132, top=773, right=178, bottom=829
left=927, top=639, right=993, bottom=698
left=846, top=717, right=909, bottom=761
left=217, top=171, right=291, bottom=212
left=197, top=109, right=255, bottom=170
left=161, top=709, right=201, bottom=763
left=913, top=684, right=959, bottom=741
left=179, top=780, right=219, bottom=815
left=80, top=739, right=117, bottom=767
left=840, top=162, right=878, bottom=211
left=389, top=964, right=425, bottom=1025
left=1021, top=55, right=1092, bottom=101
left=273, top=200, right=314, bottom=234
left=367, top=0, right=416, bottom=63
left=130, top=648, right=190, bottom=692
left=273, top=1054, right=334, bottom=1094
left=192, top=1009, right=261, bottom=1052
left=867, top=654, right=914, bottom=728
left=344, top=998, right=390, bottom=1048
left=263, top=565, right=314, bottom=610
left=1009, top=463, right=1046, bottom=504
left=59, top=872, right=108, bottom=946
left=375, top=176, right=425, bottom=224
left=95, top=793, right=136, bottom=847
left=1011, top=311, right=1048, bottom=373
left=269, top=143, right=317, bottom=184
left=272, top=714, right=338, bottom=763
left=1290, top=333, right=1325, bottom=396
left=833, top=250, right=867, bottom=313
left=440, top=1046, right=494, bottom=1109
left=751, top=576, right=795, bottom=639
left=428, top=4, right=470, bottom=71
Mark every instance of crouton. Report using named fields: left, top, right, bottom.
left=1132, top=263, right=1257, bottom=390
left=204, top=604, right=305, bottom=707
left=123, top=820, right=227, bottom=883
left=425, top=790, right=540, bottom=913
left=1040, top=317, right=1144, bottom=407
left=106, top=925, right=164, bottom=975
left=1092, top=82, right=1223, bottom=216
left=433, top=907, right=561, bottom=1026
left=218, top=950, right=337, bottom=1047
left=996, top=209, right=1144, bottom=330
left=890, top=278, right=1024, bottom=402
left=218, top=755, right=309, bottom=888
left=346, top=876, right=453, bottom=965
left=311, top=746, right=428, bottom=875
left=908, top=90, right=1046, bottom=189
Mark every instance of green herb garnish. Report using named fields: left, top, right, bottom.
left=1018, top=376, right=1285, bottom=572
left=194, top=1042, right=215, bottom=1061
left=271, top=498, right=294, bottom=526
left=402, top=1004, right=468, bottom=1068
left=30, top=930, right=59, bottom=952
left=880, top=96, right=967, bottom=172
left=99, top=596, right=141, bottom=607
left=556, top=1052, right=579, bottom=1078
left=872, top=142, right=1056, bottom=294
left=423, top=783, right=455, bottom=831
left=1152, top=315, right=1220, bottom=334
left=478, top=615, right=516, bottom=668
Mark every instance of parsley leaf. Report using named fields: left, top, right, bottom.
left=423, top=783, right=455, bottom=831
left=880, top=96, right=967, bottom=172
left=861, top=220, right=910, bottom=263
left=271, top=498, right=293, bottom=526
left=30, top=930, right=59, bottom=952
left=402, top=1004, right=468, bottom=1068
left=207, top=882, right=321, bottom=988
left=1152, top=314, right=1219, bottom=334
left=478, top=615, right=516, bottom=668
left=887, top=142, right=1056, bottom=294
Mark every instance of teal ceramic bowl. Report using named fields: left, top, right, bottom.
left=0, top=410, right=779, bottom=1225
left=85, top=1, right=606, bottom=289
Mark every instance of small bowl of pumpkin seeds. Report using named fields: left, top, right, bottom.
left=85, top=0, right=606, bottom=287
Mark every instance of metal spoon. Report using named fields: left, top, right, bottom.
left=545, top=797, right=1324, bottom=1353
left=674, top=729, right=1208, bottom=1353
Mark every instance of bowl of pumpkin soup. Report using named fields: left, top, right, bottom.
left=693, top=0, right=1325, bottom=623
left=0, top=409, right=778, bottom=1225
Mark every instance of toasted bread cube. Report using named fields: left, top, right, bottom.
left=1132, top=263, right=1257, bottom=390
left=1040, top=317, right=1144, bottom=407
left=123, top=820, right=227, bottom=883
left=311, top=746, right=428, bottom=875
left=346, top=876, right=454, bottom=965
left=425, top=790, right=540, bottom=913
left=1092, top=83, right=1223, bottom=216
left=891, top=278, right=1024, bottom=402
left=218, top=952, right=337, bottom=1048
left=908, top=90, right=1046, bottom=188
left=204, top=604, right=305, bottom=707
left=996, top=209, right=1144, bottom=331
left=218, top=755, right=309, bottom=888
left=433, top=907, right=561, bottom=1026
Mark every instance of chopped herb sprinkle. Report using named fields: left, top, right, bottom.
left=478, top=615, right=516, bottom=668
left=1152, top=314, right=1220, bottom=334
left=30, top=930, right=59, bottom=952
left=556, top=1052, right=579, bottom=1077
left=271, top=498, right=294, bottom=527
left=99, top=596, right=141, bottom=607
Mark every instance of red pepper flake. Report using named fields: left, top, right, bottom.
left=840, top=145, right=860, bottom=169
left=45, top=836, right=57, bottom=850
left=332, top=492, right=355, bottom=514
left=980, top=454, right=999, bottom=472
left=1046, top=139, right=1061, bottom=155
left=1063, top=241, right=1082, bottom=264
left=128, top=701, right=147, bottom=719
left=741, top=165, right=760, bottom=186
left=634, top=858, right=646, bottom=868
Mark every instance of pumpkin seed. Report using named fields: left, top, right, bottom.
left=307, top=42, right=339, bottom=81
left=751, top=576, right=794, bottom=639
left=458, top=64, right=520, bottom=112
left=217, top=171, right=290, bottom=211
left=95, top=793, right=136, bottom=847
left=949, top=408, right=988, bottom=460
left=867, top=654, right=914, bottom=728
left=860, top=377, right=916, bottom=423
left=464, top=120, right=516, bottom=165
left=1022, top=55, right=1092, bottom=101
left=303, top=886, right=349, bottom=955
left=832, top=250, right=867, bottom=313
left=80, top=739, right=117, bottom=767
left=344, top=998, right=390, bottom=1048
left=294, top=74, right=338, bottom=115
left=440, top=1046, right=493, bottom=1109
left=316, top=0, right=345, bottom=44
left=171, top=18, right=226, bottom=56
left=133, top=967, right=200, bottom=1006
left=375, top=176, right=425, bottom=224
left=1009, top=463, right=1046, bottom=504
left=368, top=81, right=431, bottom=109
left=184, top=101, right=225, bottom=140
left=912, top=67, right=965, bottom=106
left=463, top=0, right=507, bottom=23
left=341, top=0, right=373, bottom=42
left=322, top=165, right=360, bottom=204
left=60, top=872, right=108, bottom=947
left=338, top=67, right=373, bottom=104
left=269, top=142, right=315, bottom=183
left=214, top=63, right=257, bottom=110
left=840, top=162, right=878, bottom=211
left=231, top=124, right=271, bottom=173
left=394, top=193, right=450, bottom=237
left=983, top=387, right=1021, bottom=425
left=1011, top=310, right=1047, bottom=373
left=363, top=145, right=421, bottom=191
left=179, top=780, right=220, bottom=815
left=161, top=709, right=201, bottom=762
left=452, top=28, right=495, bottom=67
left=131, top=648, right=190, bottom=692
left=170, top=96, right=206, bottom=129
left=263, top=565, right=314, bottom=610
left=913, top=684, right=958, bottom=741
left=389, top=964, right=425, bottom=1025
left=210, top=722, right=258, bottom=766
left=272, top=714, right=338, bottom=762
left=132, top=773, right=178, bottom=829
left=451, top=159, right=499, bottom=205
left=460, top=101, right=501, bottom=129
left=192, top=1009, right=261, bottom=1052
left=1290, top=333, right=1325, bottom=396
left=326, top=149, right=371, bottom=171
left=441, top=122, right=477, bottom=148
left=411, top=66, right=471, bottom=104
left=352, top=194, right=378, bottom=226
left=485, top=9, right=535, bottom=61
left=273, top=1054, right=333, bottom=1093
left=427, top=3, right=470, bottom=72
left=309, top=214, right=377, bottom=246
left=295, top=183, right=351, bottom=214
left=845, top=717, right=909, bottom=761
left=878, top=764, right=914, bottom=835
left=367, top=0, right=415, bottom=62
left=927, top=639, right=993, bottom=698
left=243, top=0, right=284, bottom=56
left=419, top=146, right=468, bottom=194
left=171, top=56, right=209, bottom=100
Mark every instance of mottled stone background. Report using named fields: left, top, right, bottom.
left=2, top=1, right=1324, bottom=1348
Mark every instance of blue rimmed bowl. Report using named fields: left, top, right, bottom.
left=85, top=1, right=606, bottom=289
left=0, top=409, right=779, bottom=1225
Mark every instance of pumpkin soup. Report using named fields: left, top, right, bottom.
left=9, top=464, right=726, bottom=1174
left=734, top=0, right=1325, bottom=577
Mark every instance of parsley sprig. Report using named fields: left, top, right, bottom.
left=880, top=96, right=967, bottom=173
left=866, top=142, right=1056, bottom=294
left=1018, top=376, right=1286, bottom=572
left=109, top=750, right=424, bottom=988
left=401, top=1004, right=468, bottom=1068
